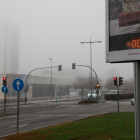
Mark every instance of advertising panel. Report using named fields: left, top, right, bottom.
left=106, top=0, right=140, bottom=62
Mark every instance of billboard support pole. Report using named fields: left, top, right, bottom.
left=134, top=61, right=140, bottom=140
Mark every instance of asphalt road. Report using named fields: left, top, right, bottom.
left=0, top=98, right=134, bottom=138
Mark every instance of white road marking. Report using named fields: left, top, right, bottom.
left=0, top=124, right=29, bottom=131
left=99, top=105, right=114, bottom=108
left=0, top=115, right=51, bottom=126
left=12, top=106, right=17, bottom=108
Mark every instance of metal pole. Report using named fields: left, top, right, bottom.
left=90, top=38, right=93, bottom=99
left=4, top=93, right=6, bottom=114
left=117, top=86, right=119, bottom=113
left=24, top=66, right=58, bottom=103
left=51, top=59, right=52, bottom=100
left=17, top=91, right=20, bottom=134
left=97, top=88, right=99, bottom=102
left=134, top=61, right=140, bottom=140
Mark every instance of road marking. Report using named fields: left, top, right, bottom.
left=99, top=105, right=114, bottom=108
left=0, top=115, right=51, bottom=126
left=21, top=113, right=29, bottom=115
left=0, top=112, right=109, bottom=138
left=12, top=106, right=17, bottom=108
left=0, top=124, right=29, bottom=131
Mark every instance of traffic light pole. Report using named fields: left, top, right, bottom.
left=24, top=66, right=61, bottom=103
left=117, top=86, right=119, bottom=113
left=97, top=88, right=99, bottom=102
left=75, top=64, right=99, bottom=100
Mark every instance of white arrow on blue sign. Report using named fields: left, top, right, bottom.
left=13, top=79, right=24, bottom=91
left=1, top=86, right=8, bottom=93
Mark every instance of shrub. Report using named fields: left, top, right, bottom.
left=104, top=93, right=134, bottom=100
left=78, top=100, right=97, bottom=104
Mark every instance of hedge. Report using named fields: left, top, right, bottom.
left=78, top=100, right=97, bottom=104
left=104, top=93, right=134, bottom=100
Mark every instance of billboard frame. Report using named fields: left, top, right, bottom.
left=105, top=0, right=140, bottom=63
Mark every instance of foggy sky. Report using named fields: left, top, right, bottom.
left=0, top=0, right=133, bottom=81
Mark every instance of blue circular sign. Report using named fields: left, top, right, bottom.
left=1, top=86, right=8, bottom=93
left=13, top=79, right=24, bottom=91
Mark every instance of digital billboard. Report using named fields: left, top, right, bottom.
left=106, top=0, right=140, bottom=62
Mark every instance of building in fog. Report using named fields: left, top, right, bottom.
left=0, top=18, right=19, bottom=74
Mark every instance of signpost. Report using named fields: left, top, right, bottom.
left=1, top=86, right=8, bottom=114
left=13, top=79, right=24, bottom=134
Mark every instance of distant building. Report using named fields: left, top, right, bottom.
left=0, top=18, right=19, bottom=74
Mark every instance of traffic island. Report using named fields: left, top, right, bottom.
left=0, top=113, right=16, bottom=117
left=78, top=99, right=98, bottom=104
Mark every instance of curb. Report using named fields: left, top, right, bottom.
left=0, top=113, right=16, bottom=117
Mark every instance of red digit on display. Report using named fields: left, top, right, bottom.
left=137, top=39, right=140, bottom=48
left=132, top=40, right=136, bottom=48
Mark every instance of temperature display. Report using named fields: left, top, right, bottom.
left=127, top=39, right=140, bottom=49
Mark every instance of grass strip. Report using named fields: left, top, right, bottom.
left=1, top=112, right=135, bottom=140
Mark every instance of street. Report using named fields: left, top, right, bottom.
left=0, top=98, right=134, bottom=138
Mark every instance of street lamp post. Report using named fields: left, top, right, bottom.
left=80, top=39, right=102, bottom=100
left=49, top=58, right=52, bottom=100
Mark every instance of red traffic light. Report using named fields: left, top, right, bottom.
left=3, top=77, right=6, bottom=80
left=114, top=77, right=117, bottom=80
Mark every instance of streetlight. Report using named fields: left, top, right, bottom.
left=49, top=58, right=52, bottom=100
left=80, top=38, right=102, bottom=99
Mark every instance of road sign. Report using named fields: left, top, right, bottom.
left=13, top=79, right=24, bottom=91
left=1, top=86, right=8, bottom=93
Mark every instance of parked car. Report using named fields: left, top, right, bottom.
left=87, top=90, right=101, bottom=100
left=131, top=98, right=134, bottom=105
left=108, top=90, right=122, bottom=94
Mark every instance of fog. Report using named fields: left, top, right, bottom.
left=0, top=0, right=133, bottom=81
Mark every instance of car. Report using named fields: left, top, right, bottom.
left=87, top=90, right=101, bottom=100
left=108, top=90, right=122, bottom=94
left=131, top=98, right=134, bottom=105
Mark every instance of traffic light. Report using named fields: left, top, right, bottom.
left=119, top=77, right=123, bottom=86
left=72, top=63, right=75, bottom=69
left=96, top=83, right=100, bottom=89
left=3, top=77, right=7, bottom=86
left=58, top=65, right=62, bottom=71
left=114, top=77, right=117, bottom=86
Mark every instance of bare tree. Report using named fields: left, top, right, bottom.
left=104, top=78, right=115, bottom=90
left=73, top=76, right=89, bottom=100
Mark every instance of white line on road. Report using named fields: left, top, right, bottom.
left=0, top=116, right=50, bottom=126
left=99, top=105, right=114, bottom=108
left=0, top=124, right=29, bottom=131
left=0, top=112, right=109, bottom=138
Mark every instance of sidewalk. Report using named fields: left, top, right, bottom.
left=0, top=98, right=81, bottom=107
